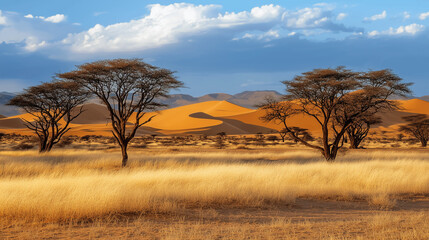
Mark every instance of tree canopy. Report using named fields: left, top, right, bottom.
left=8, top=81, right=88, bottom=152
left=58, top=58, right=183, bottom=166
left=260, top=67, right=411, bottom=161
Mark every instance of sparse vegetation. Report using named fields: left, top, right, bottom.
left=261, top=67, right=411, bottom=161
left=400, top=114, right=429, bottom=147
left=7, top=81, right=88, bottom=152
left=58, top=59, right=183, bottom=167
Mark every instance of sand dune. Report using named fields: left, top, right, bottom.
left=397, top=99, right=429, bottom=115
left=143, top=101, right=254, bottom=132
left=0, top=117, right=26, bottom=129
left=71, top=103, right=111, bottom=125
left=1, top=98, right=428, bottom=136
left=225, top=110, right=322, bottom=135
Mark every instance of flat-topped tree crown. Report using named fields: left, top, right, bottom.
left=8, top=81, right=89, bottom=152
left=58, top=58, right=183, bottom=167
left=260, top=67, right=412, bottom=161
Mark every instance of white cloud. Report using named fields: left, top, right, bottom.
left=62, top=3, right=285, bottom=54
left=368, top=23, right=424, bottom=37
left=403, top=11, right=410, bottom=20
left=283, top=7, right=329, bottom=28
left=24, top=37, right=47, bottom=51
left=419, top=12, right=429, bottom=20
left=60, top=3, right=356, bottom=56
left=233, top=29, right=280, bottom=41
left=0, top=10, right=7, bottom=25
left=336, top=13, right=347, bottom=21
left=44, top=14, right=66, bottom=23
left=0, top=10, right=71, bottom=52
left=94, top=11, right=108, bottom=17
left=23, top=13, right=66, bottom=23
left=364, top=10, right=387, bottom=21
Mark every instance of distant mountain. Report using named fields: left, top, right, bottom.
left=2, top=90, right=426, bottom=117
left=158, top=90, right=283, bottom=109
left=0, top=92, right=20, bottom=116
left=0, top=90, right=282, bottom=116
left=419, top=95, right=429, bottom=102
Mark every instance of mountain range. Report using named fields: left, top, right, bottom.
left=0, top=90, right=283, bottom=116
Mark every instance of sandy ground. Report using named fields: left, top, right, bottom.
left=1, top=197, right=429, bottom=239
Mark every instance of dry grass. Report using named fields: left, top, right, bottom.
left=2, top=211, right=429, bottom=239
left=1, top=149, right=429, bottom=222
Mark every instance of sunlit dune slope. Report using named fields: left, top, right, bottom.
left=226, top=98, right=429, bottom=137
left=225, top=109, right=323, bottom=135
left=1, top=98, right=429, bottom=136
left=397, top=99, right=429, bottom=115
left=141, top=101, right=254, bottom=131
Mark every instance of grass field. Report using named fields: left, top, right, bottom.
left=1, top=148, right=429, bottom=239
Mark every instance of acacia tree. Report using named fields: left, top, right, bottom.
left=261, top=67, right=411, bottom=161
left=8, top=81, right=88, bottom=152
left=334, top=101, right=382, bottom=149
left=399, top=114, right=429, bottom=147
left=258, top=97, right=297, bottom=143
left=345, top=115, right=382, bottom=149
left=58, top=59, right=183, bottom=167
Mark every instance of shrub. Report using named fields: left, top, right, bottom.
left=13, top=142, right=34, bottom=150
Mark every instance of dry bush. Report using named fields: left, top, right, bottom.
left=236, top=145, right=249, bottom=150
left=368, top=193, right=397, bottom=210
left=56, top=136, right=74, bottom=148
left=12, top=142, right=34, bottom=150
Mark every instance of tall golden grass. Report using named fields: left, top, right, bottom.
left=0, top=150, right=429, bottom=221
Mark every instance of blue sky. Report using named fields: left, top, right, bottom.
left=1, top=1, right=429, bottom=96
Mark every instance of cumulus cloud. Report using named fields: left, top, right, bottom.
left=403, top=11, right=411, bottom=20
left=233, top=29, right=280, bottom=41
left=0, top=10, right=72, bottom=52
left=0, top=10, right=7, bottom=25
left=282, top=7, right=329, bottom=28
left=61, top=3, right=286, bottom=54
left=60, top=3, right=357, bottom=56
left=337, top=13, right=347, bottom=21
left=24, top=37, right=47, bottom=51
left=24, top=13, right=66, bottom=23
left=281, top=6, right=356, bottom=33
left=368, top=23, right=424, bottom=37
left=364, top=10, right=387, bottom=22
left=419, top=12, right=429, bottom=20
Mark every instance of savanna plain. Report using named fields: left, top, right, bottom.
left=1, top=137, right=429, bottom=240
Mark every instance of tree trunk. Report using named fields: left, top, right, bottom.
left=279, top=133, right=286, bottom=142
left=349, top=137, right=359, bottom=149
left=321, top=145, right=340, bottom=162
left=421, top=139, right=427, bottom=147
left=45, top=139, right=54, bottom=152
left=39, top=137, right=48, bottom=153
left=120, top=142, right=129, bottom=167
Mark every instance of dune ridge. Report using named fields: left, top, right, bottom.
left=0, top=99, right=428, bottom=136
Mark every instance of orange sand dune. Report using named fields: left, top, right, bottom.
left=72, top=103, right=111, bottom=124
left=143, top=101, right=254, bottom=131
left=0, top=117, right=26, bottom=129
left=2, top=98, right=429, bottom=137
left=225, top=109, right=322, bottom=135
left=397, top=99, right=429, bottom=115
